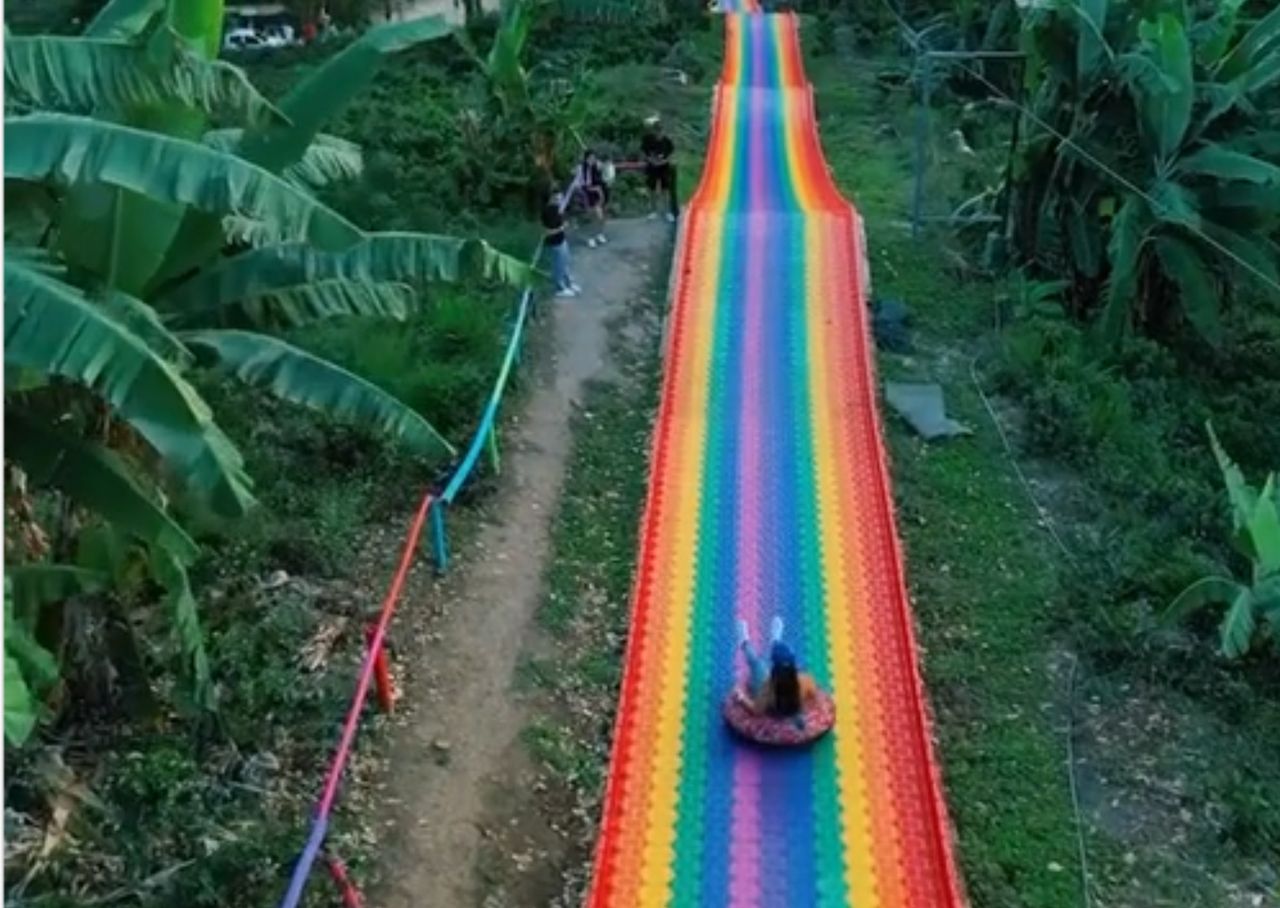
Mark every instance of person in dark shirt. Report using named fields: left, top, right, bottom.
left=541, top=191, right=579, bottom=298
left=641, top=114, right=678, bottom=222
left=577, top=149, right=610, bottom=248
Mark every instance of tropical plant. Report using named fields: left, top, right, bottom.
left=1009, top=0, right=1280, bottom=343
left=1164, top=422, right=1280, bottom=658
left=459, top=0, right=589, bottom=186
left=4, top=0, right=529, bottom=737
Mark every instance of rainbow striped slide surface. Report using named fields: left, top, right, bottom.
left=586, top=12, right=967, bottom=908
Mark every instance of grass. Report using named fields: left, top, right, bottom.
left=807, top=25, right=1280, bottom=908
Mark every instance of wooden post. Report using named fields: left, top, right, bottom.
left=487, top=423, right=501, bottom=475
left=430, top=499, right=450, bottom=573
left=367, top=625, right=394, bottom=714
left=325, top=852, right=365, bottom=908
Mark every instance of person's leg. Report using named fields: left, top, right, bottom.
left=666, top=165, right=679, bottom=219
left=742, top=641, right=769, bottom=696
left=564, top=243, right=579, bottom=292
left=646, top=168, right=660, bottom=219
left=550, top=243, right=570, bottom=292
left=736, top=618, right=768, bottom=696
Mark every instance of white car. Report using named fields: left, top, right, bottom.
left=224, top=28, right=267, bottom=52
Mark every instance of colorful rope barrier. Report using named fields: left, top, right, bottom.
left=276, top=169, right=582, bottom=908
left=585, top=12, right=967, bottom=907
left=429, top=176, right=581, bottom=569
left=278, top=492, right=434, bottom=908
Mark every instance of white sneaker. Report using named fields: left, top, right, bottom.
left=665, top=212, right=677, bottom=223
left=587, top=237, right=598, bottom=249
left=569, top=282, right=582, bottom=294
left=555, top=287, right=577, bottom=298
left=647, top=212, right=658, bottom=220
left=596, top=234, right=608, bottom=245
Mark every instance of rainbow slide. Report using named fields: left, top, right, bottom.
left=586, top=12, right=967, bottom=907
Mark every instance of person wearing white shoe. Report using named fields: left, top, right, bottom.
left=735, top=615, right=818, bottom=725
left=577, top=149, right=610, bottom=248
left=541, top=190, right=578, bottom=297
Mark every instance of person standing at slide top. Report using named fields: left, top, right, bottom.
left=641, top=114, right=678, bottom=223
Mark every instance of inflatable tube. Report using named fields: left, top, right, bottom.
left=723, top=688, right=835, bottom=746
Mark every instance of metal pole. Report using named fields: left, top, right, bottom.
left=911, top=53, right=932, bottom=238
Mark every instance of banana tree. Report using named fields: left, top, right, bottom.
left=51, top=0, right=234, bottom=297
left=4, top=3, right=530, bottom=728
left=459, top=0, right=588, bottom=183
left=1164, top=423, right=1280, bottom=658
left=1012, top=1, right=1280, bottom=343
left=150, top=13, right=458, bottom=288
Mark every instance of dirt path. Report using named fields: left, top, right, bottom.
left=375, top=219, right=666, bottom=908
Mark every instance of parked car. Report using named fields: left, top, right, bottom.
left=224, top=27, right=267, bottom=52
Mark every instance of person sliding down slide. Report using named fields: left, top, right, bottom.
left=726, top=617, right=834, bottom=746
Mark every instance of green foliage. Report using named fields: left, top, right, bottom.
left=1164, top=424, right=1280, bottom=658
left=4, top=1, right=526, bottom=746
left=183, top=329, right=457, bottom=456
left=5, top=256, right=256, bottom=518
left=4, top=29, right=284, bottom=122
left=1011, top=0, right=1280, bottom=344
left=5, top=576, right=62, bottom=745
left=6, top=113, right=365, bottom=254
left=7, top=414, right=200, bottom=561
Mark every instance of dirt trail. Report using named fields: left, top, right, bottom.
left=376, top=219, right=666, bottom=908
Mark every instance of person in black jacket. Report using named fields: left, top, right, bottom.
left=641, top=114, right=678, bottom=222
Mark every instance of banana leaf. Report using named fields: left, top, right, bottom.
left=7, top=414, right=201, bottom=564
left=150, top=547, right=214, bottom=711
left=151, top=16, right=456, bottom=286
left=1177, top=144, right=1280, bottom=184
left=1097, top=195, right=1149, bottom=342
left=5, top=256, right=255, bottom=517
left=182, top=329, right=456, bottom=457
left=1217, top=2, right=1280, bottom=81
left=6, top=114, right=364, bottom=253
left=84, top=0, right=167, bottom=40
left=161, top=232, right=532, bottom=320
left=1155, top=234, right=1220, bottom=342
left=171, top=278, right=417, bottom=330
left=8, top=564, right=110, bottom=627
left=203, top=129, right=362, bottom=189
left=1134, top=14, right=1193, bottom=162
left=4, top=32, right=285, bottom=126
left=60, top=0, right=231, bottom=297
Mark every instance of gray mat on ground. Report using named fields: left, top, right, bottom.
left=884, top=381, right=971, bottom=440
